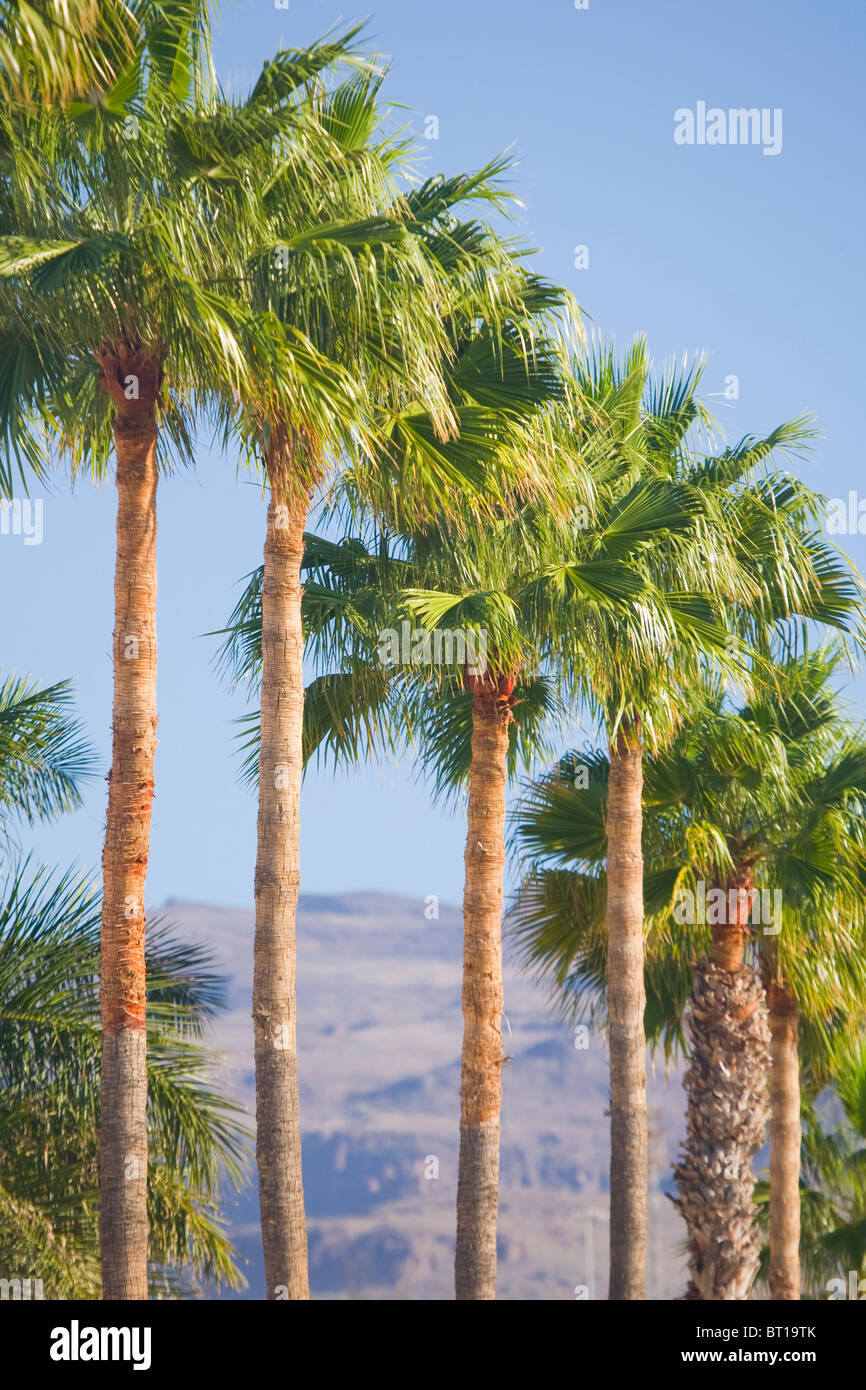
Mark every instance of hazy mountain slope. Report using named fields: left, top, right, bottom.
left=166, top=893, right=689, bottom=1300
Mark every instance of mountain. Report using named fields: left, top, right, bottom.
left=165, top=892, right=690, bottom=1300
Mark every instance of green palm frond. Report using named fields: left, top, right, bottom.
left=0, top=672, right=96, bottom=833
left=0, top=857, right=249, bottom=1297
left=0, top=0, right=139, bottom=106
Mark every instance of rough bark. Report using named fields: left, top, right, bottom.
left=606, top=721, right=647, bottom=1301
left=767, top=980, right=801, bottom=1300
left=455, top=676, right=512, bottom=1300
left=673, top=868, right=771, bottom=1301
left=97, top=348, right=160, bottom=1301
left=254, top=429, right=310, bottom=1300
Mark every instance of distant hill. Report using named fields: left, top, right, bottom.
left=164, top=893, right=690, bottom=1300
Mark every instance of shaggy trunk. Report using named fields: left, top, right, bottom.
left=455, top=676, right=512, bottom=1300
left=606, top=720, right=647, bottom=1301
left=254, top=427, right=310, bottom=1300
left=98, top=349, right=160, bottom=1300
left=673, top=867, right=771, bottom=1300
left=767, top=980, right=800, bottom=1300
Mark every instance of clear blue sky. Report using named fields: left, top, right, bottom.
left=2, top=0, right=864, bottom=909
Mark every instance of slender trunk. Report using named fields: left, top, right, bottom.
left=767, top=980, right=800, bottom=1300
left=254, top=428, right=310, bottom=1300
left=606, top=720, right=647, bottom=1301
left=674, top=868, right=770, bottom=1300
left=455, top=678, right=511, bottom=1300
left=98, top=351, right=160, bottom=1301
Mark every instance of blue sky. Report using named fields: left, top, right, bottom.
left=2, top=0, right=865, bottom=909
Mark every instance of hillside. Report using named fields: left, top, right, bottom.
left=166, top=893, right=690, bottom=1300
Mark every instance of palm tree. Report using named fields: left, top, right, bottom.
left=754, top=1034, right=866, bottom=1298
left=544, top=346, right=866, bottom=1299
left=397, top=520, right=566, bottom=1303
left=0, top=9, right=272, bottom=1295
left=757, top=733, right=866, bottom=1297
left=512, top=646, right=866, bottom=1300
left=211, top=49, right=576, bottom=1297
left=179, top=34, right=387, bottom=1304
left=667, top=656, right=866, bottom=1301
left=528, top=341, right=741, bottom=1300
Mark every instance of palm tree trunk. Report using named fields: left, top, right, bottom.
left=673, top=868, right=770, bottom=1300
left=455, top=678, right=511, bottom=1300
left=606, top=719, right=647, bottom=1300
left=767, top=980, right=800, bottom=1300
left=254, top=426, right=310, bottom=1300
left=98, top=352, right=160, bottom=1300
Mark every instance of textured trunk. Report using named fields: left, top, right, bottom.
left=455, top=679, right=511, bottom=1300
left=673, top=867, right=770, bottom=1301
left=98, top=350, right=160, bottom=1301
left=767, top=981, right=800, bottom=1300
left=254, top=428, right=310, bottom=1300
left=606, top=721, right=647, bottom=1301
